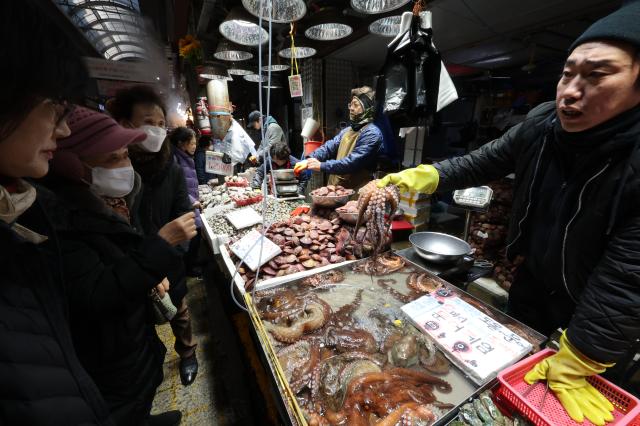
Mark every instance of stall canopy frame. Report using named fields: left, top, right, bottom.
left=57, top=0, right=147, bottom=61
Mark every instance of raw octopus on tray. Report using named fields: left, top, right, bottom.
left=253, top=253, right=458, bottom=426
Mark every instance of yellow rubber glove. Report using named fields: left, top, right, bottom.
left=524, top=331, right=615, bottom=425
left=293, top=160, right=308, bottom=176
left=376, top=164, right=439, bottom=194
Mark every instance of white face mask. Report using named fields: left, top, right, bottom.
left=138, top=125, right=167, bottom=152
left=91, top=166, right=135, bottom=198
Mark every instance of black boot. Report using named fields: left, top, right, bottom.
left=179, top=353, right=198, bottom=386
left=148, top=410, right=182, bottom=426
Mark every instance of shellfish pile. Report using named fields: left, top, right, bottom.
left=237, top=215, right=357, bottom=288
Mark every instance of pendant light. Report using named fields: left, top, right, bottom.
left=304, top=8, right=353, bottom=41
left=369, top=15, right=402, bottom=36
left=351, top=0, right=411, bottom=14
left=219, top=7, right=268, bottom=46
left=260, top=53, right=290, bottom=72
left=198, top=62, right=232, bottom=81
left=214, top=40, right=253, bottom=61
left=242, top=0, right=307, bottom=24
left=244, top=74, right=268, bottom=83
left=278, top=36, right=317, bottom=59
left=228, top=62, right=254, bottom=76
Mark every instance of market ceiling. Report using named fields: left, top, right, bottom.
left=193, top=0, right=620, bottom=77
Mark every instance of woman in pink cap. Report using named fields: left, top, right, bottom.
left=40, top=107, right=195, bottom=426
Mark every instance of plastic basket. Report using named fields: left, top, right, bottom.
left=304, top=140, right=323, bottom=157
left=496, top=349, right=640, bottom=426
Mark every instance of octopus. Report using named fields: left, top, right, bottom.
left=256, top=288, right=305, bottom=322
left=327, top=288, right=364, bottom=329
left=277, top=340, right=322, bottom=393
left=325, top=326, right=378, bottom=354
left=324, top=368, right=452, bottom=425
left=354, top=180, right=399, bottom=255
left=377, top=278, right=417, bottom=304
left=263, top=297, right=331, bottom=343
left=353, top=252, right=406, bottom=276
left=300, top=270, right=345, bottom=288
left=407, top=272, right=442, bottom=294
left=384, top=332, right=449, bottom=375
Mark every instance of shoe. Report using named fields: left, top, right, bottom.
left=179, top=354, right=198, bottom=386
left=148, top=410, right=182, bottom=426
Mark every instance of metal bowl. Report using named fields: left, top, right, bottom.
left=310, top=190, right=355, bottom=208
left=271, top=168, right=296, bottom=181
left=409, top=232, right=472, bottom=264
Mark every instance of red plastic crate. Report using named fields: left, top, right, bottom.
left=496, top=349, right=640, bottom=426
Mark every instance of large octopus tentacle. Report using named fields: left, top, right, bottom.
left=264, top=299, right=331, bottom=343
left=289, top=342, right=321, bottom=393
left=377, top=278, right=416, bottom=304
left=386, top=367, right=452, bottom=393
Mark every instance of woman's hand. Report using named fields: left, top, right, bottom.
left=155, top=277, right=170, bottom=298
left=306, top=158, right=322, bottom=171
left=157, top=212, right=197, bottom=246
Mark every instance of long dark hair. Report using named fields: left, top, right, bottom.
left=170, top=127, right=196, bottom=147
left=0, top=0, right=89, bottom=141
left=107, top=85, right=167, bottom=122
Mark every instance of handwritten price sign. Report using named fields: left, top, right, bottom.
left=205, top=151, right=233, bottom=176
left=402, top=292, right=532, bottom=384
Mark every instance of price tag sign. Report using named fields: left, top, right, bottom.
left=205, top=150, right=233, bottom=176
left=402, top=292, right=532, bottom=384
left=288, top=74, right=303, bottom=98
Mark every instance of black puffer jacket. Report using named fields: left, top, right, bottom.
left=435, top=101, right=640, bottom=366
left=38, top=178, right=184, bottom=426
left=131, top=143, right=192, bottom=304
left=0, top=195, right=113, bottom=426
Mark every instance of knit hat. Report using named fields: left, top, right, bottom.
left=570, top=0, right=640, bottom=52
left=50, top=106, right=146, bottom=181
left=247, top=110, right=262, bottom=127
left=351, top=86, right=375, bottom=111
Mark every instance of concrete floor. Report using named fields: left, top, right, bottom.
left=152, top=277, right=235, bottom=425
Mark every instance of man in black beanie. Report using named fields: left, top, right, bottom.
left=378, top=2, right=640, bottom=423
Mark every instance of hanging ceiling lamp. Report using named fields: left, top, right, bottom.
left=228, top=62, right=254, bottom=75
left=242, top=0, right=307, bottom=23
left=278, top=36, right=317, bottom=59
left=368, top=15, right=402, bottom=36
left=214, top=40, right=253, bottom=61
left=219, top=7, right=269, bottom=46
left=244, top=74, right=268, bottom=83
left=351, top=0, right=411, bottom=14
left=304, top=8, right=353, bottom=41
left=198, top=62, right=232, bottom=81
left=260, top=54, right=290, bottom=72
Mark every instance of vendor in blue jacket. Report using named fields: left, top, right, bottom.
left=252, top=142, right=310, bottom=195
left=294, top=86, right=382, bottom=190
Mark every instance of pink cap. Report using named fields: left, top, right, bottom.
left=51, top=106, right=146, bottom=181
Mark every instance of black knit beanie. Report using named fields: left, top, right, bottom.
left=570, top=0, right=640, bottom=52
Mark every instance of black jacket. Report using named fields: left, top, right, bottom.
left=0, top=196, right=113, bottom=426
left=132, top=150, right=192, bottom=304
left=39, top=179, right=184, bottom=426
left=435, top=101, right=640, bottom=365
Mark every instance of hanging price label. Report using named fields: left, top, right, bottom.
left=205, top=151, right=233, bottom=176
left=288, top=74, right=303, bottom=98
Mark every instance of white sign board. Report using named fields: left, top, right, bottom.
left=84, top=57, right=156, bottom=83
left=205, top=151, right=233, bottom=176
left=402, top=291, right=532, bottom=385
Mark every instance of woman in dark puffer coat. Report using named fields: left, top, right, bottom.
left=43, top=107, right=196, bottom=426
left=0, top=1, right=113, bottom=424
left=170, top=127, right=203, bottom=276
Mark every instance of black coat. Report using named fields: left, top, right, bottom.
left=39, top=179, right=185, bottom=426
left=132, top=153, right=192, bottom=304
left=434, top=102, right=640, bottom=368
left=0, top=196, right=113, bottom=426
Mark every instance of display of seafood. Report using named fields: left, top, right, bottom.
left=252, top=254, right=546, bottom=425
left=224, top=175, right=249, bottom=187
left=237, top=214, right=358, bottom=288
left=355, top=180, right=399, bottom=256
left=253, top=253, right=473, bottom=425
left=311, top=185, right=352, bottom=197
left=450, top=390, right=532, bottom=426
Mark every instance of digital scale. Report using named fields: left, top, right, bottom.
left=452, top=186, right=494, bottom=242
left=269, top=172, right=300, bottom=198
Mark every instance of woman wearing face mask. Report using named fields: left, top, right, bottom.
left=170, top=127, right=203, bottom=277
left=0, top=1, right=116, bottom=424
left=107, top=86, right=199, bottom=387
left=42, top=107, right=196, bottom=426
